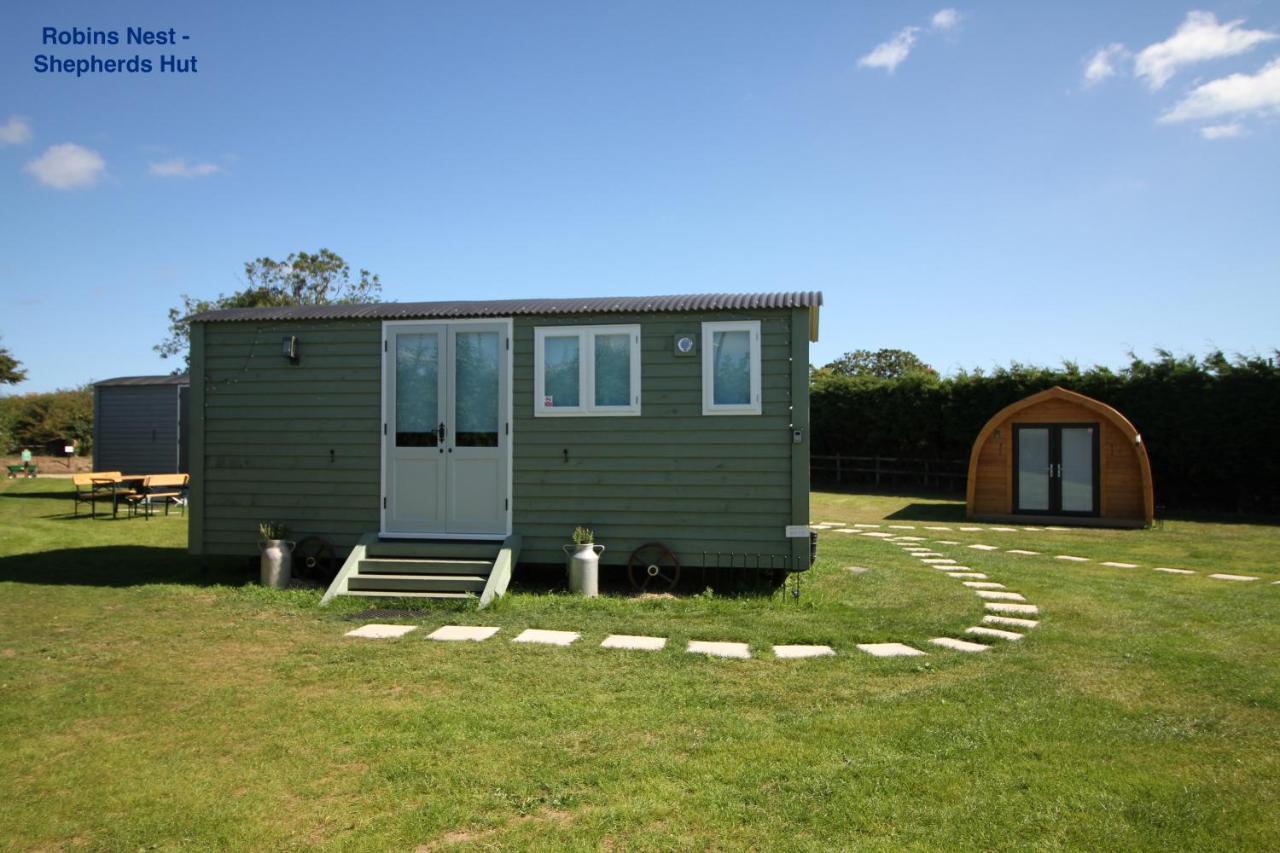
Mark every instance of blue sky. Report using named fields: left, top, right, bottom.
left=2, top=1, right=1277, bottom=392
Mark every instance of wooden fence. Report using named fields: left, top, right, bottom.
left=811, top=455, right=967, bottom=493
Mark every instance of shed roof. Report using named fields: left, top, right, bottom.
left=188, top=291, right=823, bottom=326
left=94, top=374, right=190, bottom=387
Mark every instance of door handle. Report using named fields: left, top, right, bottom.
left=438, top=422, right=447, bottom=443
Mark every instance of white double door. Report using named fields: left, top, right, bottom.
left=383, top=321, right=510, bottom=537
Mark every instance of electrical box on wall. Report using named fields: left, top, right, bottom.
left=673, top=333, right=697, bottom=356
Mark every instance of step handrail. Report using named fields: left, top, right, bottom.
left=320, top=532, right=377, bottom=606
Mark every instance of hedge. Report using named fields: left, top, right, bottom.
left=810, top=352, right=1280, bottom=514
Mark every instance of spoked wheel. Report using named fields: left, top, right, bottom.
left=627, top=542, right=681, bottom=593
left=293, top=535, right=337, bottom=584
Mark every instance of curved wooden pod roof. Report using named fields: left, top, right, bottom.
left=965, top=386, right=1154, bottom=526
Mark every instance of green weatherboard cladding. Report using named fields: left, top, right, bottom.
left=188, top=308, right=811, bottom=569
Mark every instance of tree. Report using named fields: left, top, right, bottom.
left=155, top=249, right=383, bottom=368
left=0, top=337, right=26, bottom=385
left=820, top=348, right=937, bottom=380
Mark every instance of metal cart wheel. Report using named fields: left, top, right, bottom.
left=627, top=542, right=681, bottom=593
left=293, top=535, right=337, bottom=583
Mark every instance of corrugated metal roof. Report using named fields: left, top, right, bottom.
left=188, top=291, right=823, bottom=323
left=94, top=374, right=190, bottom=387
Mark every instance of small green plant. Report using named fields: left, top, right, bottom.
left=571, top=526, right=594, bottom=545
left=259, top=521, right=289, bottom=541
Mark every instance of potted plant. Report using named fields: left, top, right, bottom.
left=259, top=521, right=295, bottom=589
left=563, top=526, right=604, bottom=597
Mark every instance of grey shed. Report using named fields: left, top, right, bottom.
left=92, top=375, right=191, bottom=474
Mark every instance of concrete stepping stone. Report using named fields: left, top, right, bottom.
left=833, top=528, right=859, bottom=533
left=513, top=629, right=579, bottom=646
left=856, top=642, right=926, bottom=658
left=963, top=581, right=1006, bottom=589
left=1020, top=526, right=1044, bottom=531
left=925, top=526, right=953, bottom=530
left=1046, top=526, right=1072, bottom=531
left=845, top=566, right=871, bottom=575
left=1055, top=555, right=1089, bottom=562
left=346, top=624, right=418, bottom=639
left=853, top=523, right=882, bottom=528
left=975, top=590, right=1026, bottom=601
left=930, top=637, right=989, bottom=653
left=428, top=625, right=500, bottom=642
left=773, top=644, right=835, bottom=659
left=989, top=527, right=1018, bottom=532
left=1209, top=573, right=1258, bottom=582
left=601, top=634, right=666, bottom=651
left=861, top=531, right=895, bottom=538
left=948, top=572, right=988, bottom=579
left=1101, top=562, right=1139, bottom=568
left=966, top=626, right=1023, bottom=641
left=935, top=565, right=975, bottom=572
left=983, top=614, right=1039, bottom=628
left=888, top=524, right=916, bottom=529
left=817, top=521, right=846, bottom=526
left=968, top=544, right=999, bottom=551
left=895, top=536, right=927, bottom=542
left=687, top=640, right=751, bottom=659
left=1007, top=549, right=1040, bottom=555
left=921, top=558, right=956, bottom=564
left=985, top=602, right=1039, bottom=615
left=934, top=540, right=962, bottom=545
left=959, top=526, right=983, bottom=531
left=1154, top=567, right=1195, bottom=575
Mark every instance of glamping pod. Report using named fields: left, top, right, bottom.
left=965, top=386, right=1153, bottom=528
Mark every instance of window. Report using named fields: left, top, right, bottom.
left=702, top=320, right=761, bottom=415
left=534, top=325, right=641, bottom=416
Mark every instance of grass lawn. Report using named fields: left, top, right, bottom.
left=1, top=479, right=1277, bottom=850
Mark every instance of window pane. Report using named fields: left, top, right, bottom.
left=454, top=331, right=499, bottom=447
left=543, top=336, right=580, bottom=408
left=1017, top=428, right=1050, bottom=511
left=1060, top=427, right=1094, bottom=512
left=594, top=333, right=631, bottom=407
left=395, top=333, right=439, bottom=447
left=712, top=330, right=751, bottom=405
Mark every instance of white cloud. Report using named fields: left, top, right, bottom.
left=1159, top=57, right=1280, bottom=122
left=1083, top=43, right=1128, bottom=86
left=149, top=158, right=222, bottom=178
left=858, top=26, right=920, bottom=73
left=24, top=143, right=105, bottom=189
left=931, top=9, right=961, bottom=32
left=0, top=115, right=32, bottom=145
left=1135, top=11, right=1276, bottom=89
left=1199, top=122, right=1243, bottom=139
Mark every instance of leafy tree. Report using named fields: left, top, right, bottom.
left=820, top=348, right=937, bottom=380
left=0, top=337, right=26, bottom=385
left=156, top=249, right=383, bottom=368
left=1, top=387, right=94, bottom=453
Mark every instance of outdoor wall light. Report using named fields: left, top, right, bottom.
left=282, top=335, right=299, bottom=364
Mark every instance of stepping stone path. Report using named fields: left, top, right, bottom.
left=963, top=581, right=1006, bottom=589
left=934, top=540, right=962, bottom=545
left=966, top=626, right=1022, bottom=641
left=857, top=642, right=926, bottom=658
left=1055, top=555, right=1089, bottom=562
left=986, top=602, right=1039, bottom=615
left=925, top=526, right=953, bottom=530
left=1154, top=567, right=1195, bottom=575
left=1007, top=549, right=1039, bottom=555
left=773, top=644, right=835, bottom=659
left=989, top=527, right=1018, bottom=532
left=936, top=565, right=975, bottom=572
left=894, top=536, right=927, bottom=542
left=959, top=527, right=983, bottom=531
left=853, top=523, right=881, bottom=528
left=1209, top=573, right=1258, bottom=582
left=513, top=629, right=579, bottom=646
left=845, top=566, right=871, bottom=575
left=968, top=544, right=999, bottom=551
left=601, top=634, right=666, bottom=651
left=688, top=640, right=751, bottom=659
left=948, top=572, right=988, bottom=579
left=1102, top=562, right=1138, bottom=568
left=346, top=624, right=417, bottom=639
left=861, top=532, right=895, bottom=538
left=428, top=625, right=500, bottom=642
left=921, top=558, right=956, bottom=564
left=975, top=590, right=1026, bottom=601
left=984, top=614, right=1038, bottom=628
left=930, top=637, right=989, bottom=653
left=888, top=525, right=916, bottom=529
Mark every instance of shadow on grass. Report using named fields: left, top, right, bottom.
left=510, top=562, right=785, bottom=598
left=884, top=502, right=968, bottom=523
left=0, top=546, right=252, bottom=588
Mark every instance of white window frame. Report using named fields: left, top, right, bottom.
left=534, top=324, right=642, bottom=417
left=702, top=320, right=762, bottom=415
